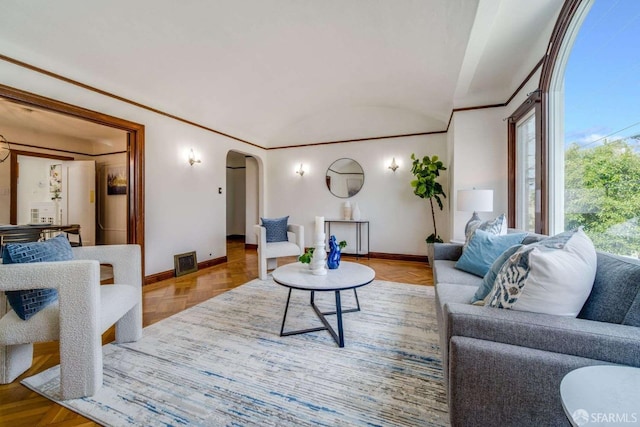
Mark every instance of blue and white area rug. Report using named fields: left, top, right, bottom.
left=23, top=279, right=448, bottom=426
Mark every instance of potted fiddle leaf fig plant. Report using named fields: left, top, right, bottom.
left=410, top=153, right=447, bottom=263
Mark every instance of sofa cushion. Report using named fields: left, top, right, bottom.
left=486, top=228, right=597, bottom=317
left=3, top=235, right=73, bottom=320
left=463, top=214, right=507, bottom=251
left=578, top=252, right=640, bottom=326
left=471, top=244, right=524, bottom=305
left=260, top=216, right=289, bottom=243
left=433, top=260, right=483, bottom=287
left=455, top=230, right=527, bottom=277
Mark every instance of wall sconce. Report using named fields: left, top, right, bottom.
left=188, top=148, right=201, bottom=166
left=388, top=157, right=399, bottom=172
left=295, top=163, right=305, bottom=176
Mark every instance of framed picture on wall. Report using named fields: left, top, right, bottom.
left=107, top=165, right=127, bottom=195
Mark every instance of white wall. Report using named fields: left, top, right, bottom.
left=265, top=134, right=448, bottom=256
left=1, top=50, right=542, bottom=272
left=447, top=71, right=541, bottom=241
left=448, top=107, right=508, bottom=241
left=0, top=59, right=267, bottom=276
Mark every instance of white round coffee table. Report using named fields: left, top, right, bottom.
left=272, top=261, right=375, bottom=347
left=560, top=365, right=640, bottom=426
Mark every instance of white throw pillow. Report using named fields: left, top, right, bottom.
left=485, top=228, right=597, bottom=317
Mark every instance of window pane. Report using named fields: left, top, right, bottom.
left=516, top=112, right=536, bottom=232
left=564, top=0, right=640, bottom=258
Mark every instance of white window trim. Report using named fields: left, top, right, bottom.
left=547, top=0, right=594, bottom=235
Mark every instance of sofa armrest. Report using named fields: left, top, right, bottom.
left=434, top=243, right=463, bottom=261
left=445, top=302, right=640, bottom=367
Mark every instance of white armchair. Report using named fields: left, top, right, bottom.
left=0, top=244, right=142, bottom=399
left=255, top=224, right=304, bottom=280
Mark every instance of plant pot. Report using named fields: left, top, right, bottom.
left=426, top=242, right=434, bottom=266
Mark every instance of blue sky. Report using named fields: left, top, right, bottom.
left=564, top=0, right=640, bottom=147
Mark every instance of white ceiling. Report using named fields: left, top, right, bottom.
left=0, top=97, right=127, bottom=152
left=0, top=0, right=563, bottom=148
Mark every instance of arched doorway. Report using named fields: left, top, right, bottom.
left=225, top=150, right=259, bottom=247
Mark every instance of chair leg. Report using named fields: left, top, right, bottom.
left=115, top=303, right=143, bottom=343
left=258, top=254, right=268, bottom=280
left=59, top=334, right=102, bottom=400
left=267, top=258, right=278, bottom=271
left=0, top=343, right=33, bottom=384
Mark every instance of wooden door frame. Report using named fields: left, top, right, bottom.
left=0, top=83, right=145, bottom=272
left=507, top=90, right=545, bottom=234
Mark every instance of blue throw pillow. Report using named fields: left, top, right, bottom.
left=260, top=216, right=289, bottom=243
left=3, top=235, right=74, bottom=320
left=455, top=229, right=527, bottom=278
left=471, top=244, right=524, bottom=305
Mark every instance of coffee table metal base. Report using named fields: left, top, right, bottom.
left=280, top=288, right=360, bottom=348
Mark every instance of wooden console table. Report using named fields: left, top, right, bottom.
left=324, top=219, right=370, bottom=259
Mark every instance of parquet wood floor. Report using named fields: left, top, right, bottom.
left=0, top=240, right=433, bottom=426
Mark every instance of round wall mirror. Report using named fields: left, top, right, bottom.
left=325, top=158, right=364, bottom=198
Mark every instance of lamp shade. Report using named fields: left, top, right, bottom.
left=457, top=189, right=494, bottom=213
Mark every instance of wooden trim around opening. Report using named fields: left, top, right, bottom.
left=6, top=139, right=127, bottom=157
left=0, top=83, right=146, bottom=275
left=506, top=91, right=545, bottom=233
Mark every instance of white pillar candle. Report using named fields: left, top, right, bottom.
left=315, top=216, right=324, bottom=236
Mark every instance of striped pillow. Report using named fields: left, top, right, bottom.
left=3, top=235, right=73, bottom=320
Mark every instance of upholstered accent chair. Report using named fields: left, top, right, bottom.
left=255, top=224, right=304, bottom=280
left=0, top=244, right=142, bottom=399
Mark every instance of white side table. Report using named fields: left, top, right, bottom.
left=560, top=365, right=640, bottom=426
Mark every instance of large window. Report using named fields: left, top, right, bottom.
left=515, top=110, right=537, bottom=232
left=546, top=0, right=640, bottom=257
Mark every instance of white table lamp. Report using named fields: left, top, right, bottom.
left=458, top=189, right=494, bottom=234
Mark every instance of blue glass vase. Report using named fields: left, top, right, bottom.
left=327, top=235, right=341, bottom=269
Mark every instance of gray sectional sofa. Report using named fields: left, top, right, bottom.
left=433, top=232, right=640, bottom=426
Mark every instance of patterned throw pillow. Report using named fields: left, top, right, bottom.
left=463, top=214, right=507, bottom=251
left=260, top=216, right=289, bottom=243
left=485, top=228, right=597, bottom=317
left=469, top=243, right=525, bottom=305
left=3, top=235, right=74, bottom=320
